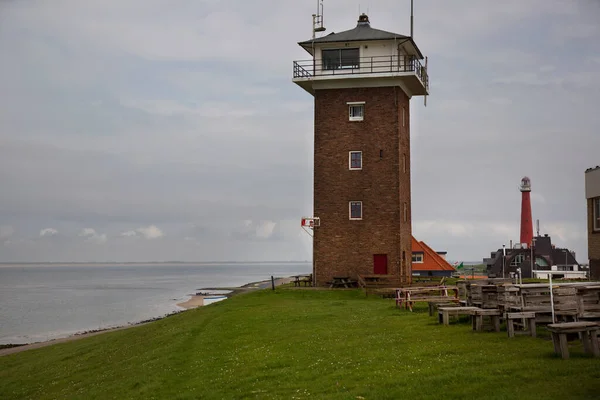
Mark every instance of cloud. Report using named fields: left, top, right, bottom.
left=492, top=72, right=563, bottom=86
left=543, top=223, right=586, bottom=245
left=136, top=225, right=164, bottom=240
left=232, top=220, right=281, bottom=241
left=531, top=193, right=546, bottom=204
left=39, top=228, right=58, bottom=237
left=255, top=221, right=277, bottom=239
left=0, top=0, right=598, bottom=262
left=120, top=230, right=137, bottom=237
left=0, top=225, right=14, bottom=239
left=488, top=97, right=512, bottom=106
left=78, top=228, right=107, bottom=244
left=413, top=220, right=478, bottom=239
left=118, top=226, right=164, bottom=240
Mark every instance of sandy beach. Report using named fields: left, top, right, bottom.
left=1, top=275, right=297, bottom=357
left=177, top=295, right=205, bottom=309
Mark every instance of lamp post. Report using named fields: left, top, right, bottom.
left=549, top=272, right=556, bottom=324
left=530, top=238, right=536, bottom=278
left=502, top=244, right=506, bottom=278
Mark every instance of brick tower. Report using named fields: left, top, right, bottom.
left=293, top=12, right=429, bottom=286
left=519, top=176, right=533, bottom=247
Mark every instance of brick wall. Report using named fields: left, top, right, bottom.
left=312, top=86, right=412, bottom=286
left=588, top=197, right=600, bottom=280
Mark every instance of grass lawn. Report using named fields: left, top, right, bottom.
left=1, top=287, right=600, bottom=399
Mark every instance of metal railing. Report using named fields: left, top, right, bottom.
left=293, top=55, right=429, bottom=90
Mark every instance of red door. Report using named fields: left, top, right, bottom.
left=373, top=254, right=388, bottom=275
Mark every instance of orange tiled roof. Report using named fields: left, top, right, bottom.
left=411, top=236, right=456, bottom=272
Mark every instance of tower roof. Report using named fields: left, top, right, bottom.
left=298, top=13, right=424, bottom=59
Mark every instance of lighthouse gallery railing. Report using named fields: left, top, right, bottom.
left=293, top=55, right=429, bottom=91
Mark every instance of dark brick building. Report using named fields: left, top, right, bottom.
left=292, top=14, right=429, bottom=286
left=586, top=166, right=600, bottom=280
left=484, top=234, right=582, bottom=279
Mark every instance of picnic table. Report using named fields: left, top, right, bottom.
left=328, top=276, right=357, bottom=288
left=547, top=321, right=600, bottom=359
left=292, top=274, right=312, bottom=287
left=438, top=306, right=480, bottom=325
left=396, top=285, right=459, bottom=311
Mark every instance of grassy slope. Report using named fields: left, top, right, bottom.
left=1, top=288, right=600, bottom=400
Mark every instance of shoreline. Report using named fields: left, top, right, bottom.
left=0, top=276, right=295, bottom=356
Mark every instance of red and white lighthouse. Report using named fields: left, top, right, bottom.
left=519, top=176, right=533, bottom=247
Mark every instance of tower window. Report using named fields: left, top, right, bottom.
left=349, top=151, right=362, bottom=170
left=348, top=102, right=365, bottom=121
left=403, top=202, right=408, bottom=222
left=349, top=201, right=363, bottom=220
left=402, top=107, right=406, bottom=127
left=403, top=154, right=407, bottom=173
left=594, top=197, right=600, bottom=231
left=322, top=48, right=360, bottom=70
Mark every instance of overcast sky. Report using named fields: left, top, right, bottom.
left=1, top=0, right=599, bottom=263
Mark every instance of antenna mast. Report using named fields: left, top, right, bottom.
left=410, top=0, right=414, bottom=37
left=312, top=0, right=326, bottom=39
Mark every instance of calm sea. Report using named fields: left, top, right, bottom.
left=0, top=262, right=311, bottom=344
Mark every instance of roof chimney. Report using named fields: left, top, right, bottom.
left=357, top=13, right=370, bottom=26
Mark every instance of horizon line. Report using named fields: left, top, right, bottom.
left=0, top=260, right=313, bottom=265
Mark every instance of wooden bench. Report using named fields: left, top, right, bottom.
left=428, top=301, right=459, bottom=317
left=546, top=322, right=600, bottom=359
left=299, top=275, right=312, bottom=287
left=396, top=286, right=459, bottom=311
left=470, top=308, right=502, bottom=332
left=505, top=312, right=537, bottom=338
left=292, top=275, right=312, bottom=287
left=438, top=307, right=480, bottom=326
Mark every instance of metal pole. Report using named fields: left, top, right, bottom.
left=530, top=243, right=533, bottom=278
left=549, top=272, right=555, bottom=323
left=410, top=0, right=414, bottom=37
left=502, top=244, right=506, bottom=278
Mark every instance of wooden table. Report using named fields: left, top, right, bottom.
left=470, top=308, right=502, bottom=332
left=396, top=286, right=459, bottom=311
left=292, top=275, right=312, bottom=287
left=546, top=321, right=600, bottom=359
left=438, top=306, right=480, bottom=325
left=505, top=311, right=537, bottom=338
left=428, top=301, right=459, bottom=317
left=575, top=285, right=600, bottom=319
left=329, top=277, right=356, bottom=288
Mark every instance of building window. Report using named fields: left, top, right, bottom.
left=349, top=151, right=362, bottom=170
left=594, top=197, right=600, bottom=231
left=403, top=154, right=407, bottom=173
left=348, top=102, right=365, bottom=121
left=349, top=201, right=362, bottom=220
left=403, top=202, right=408, bottom=222
left=510, top=254, right=525, bottom=267
left=412, top=253, right=423, bottom=263
left=322, top=48, right=360, bottom=70
left=535, top=256, right=549, bottom=267
left=402, top=107, right=406, bottom=127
